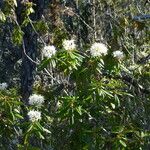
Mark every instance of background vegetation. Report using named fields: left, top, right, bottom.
left=0, top=0, right=150, bottom=149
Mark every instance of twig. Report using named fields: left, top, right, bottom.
left=74, top=13, right=94, bottom=31
left=22, top=40, right=39, bottom=65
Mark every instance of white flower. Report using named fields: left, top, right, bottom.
left=63, top=39, right=76, bottom=50
left=90, top=43, right=108, bottom=57
left=0, top=82, right=8, bottom=90
left=28, top=110, right=41, bottom=122
left=42, top=45, right=56, bottom=58
left=56, top=101, right=62, bottom=108
left=113, top=50, right=124, bottom=59
left=29, top=94, right=44, bottom=106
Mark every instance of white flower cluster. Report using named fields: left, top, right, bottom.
left=113, top=50, right=124, bottom=59
left=90, top=43, right=108, bottom=57
left=42, top=45, right=56, bottom=58
left=0, top=82, right=8, bottom=90
left=29, top=94, right=45, bottom=106
left=28, top=110, right=41, bottom=122
left=63, top=39, right=76, bottom=51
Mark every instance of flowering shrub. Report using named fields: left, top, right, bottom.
left=90, top=42, right=108, bottom=57
left=42, top=45, right=56, bottom=58
left=0, top=82, right=8, bottom=90
left=0, top=0, right=150, bottom=150
left=0, top=36, right=150, bottom=149
left=62, top=39, right=76, bottom=51
left=113, top=50, right=124, bottom=60
left=36, top=39, right=150, bottom=149
left=28, top=110, right=41, bottom=122
left=29, top=94, right=45, bottom=106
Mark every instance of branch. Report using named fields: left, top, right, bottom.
left=133, top=14, right=150, bottom=21
left=22, top=40, right=39, bottom=65
left=120, top=73, right=150, bottom=94
left=138, top=53, right=150, bottom=64
left=103, top=72, right=150, bottom=94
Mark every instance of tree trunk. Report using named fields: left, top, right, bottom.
left=19, top=0, right=44, bottom=104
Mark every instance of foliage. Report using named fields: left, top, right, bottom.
left=0, top=0, right=150, bottom=149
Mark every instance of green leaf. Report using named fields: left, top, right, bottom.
left=119, top=140, right=127, bottom=147
left=37, top=131, right=45, bottom=139
left=112, top=126, right=124, bottom=133
left=26, top=7, right=35, bottom=16
left=34, top=20, right=49, bottom=34
left=0, top=10, right=6, bottom=22
left=43, top=128, right=51, bottom=134
left=111, top=103, right=115, bottom=109
left=35, top=122, right=43, bottom=131
left=114, top=94, right=120, bottom=107
left=76, top=106, right=82, bottom=115
left=12, top=26, right=24, bottom=45
left=15, top=113, right=24, bottom=119
left=29, top=7, right=34, bottom=14
left=38, top=58, right=53, bottom=71
left=27, top=124, right=33, bottom=133
left=13, top=0, right=17, bottom=7
left=22, top=17, right=30, bottom=27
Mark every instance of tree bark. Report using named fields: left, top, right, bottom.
left=18, top=0, right=44, bottom=104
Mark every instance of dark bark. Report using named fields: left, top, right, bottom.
left=16, top=0, right=44, bottom=104
left=20, top=28, right=37, bottom=104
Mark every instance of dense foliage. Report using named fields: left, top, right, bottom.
left=0, top=0, right=150, bottom=149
